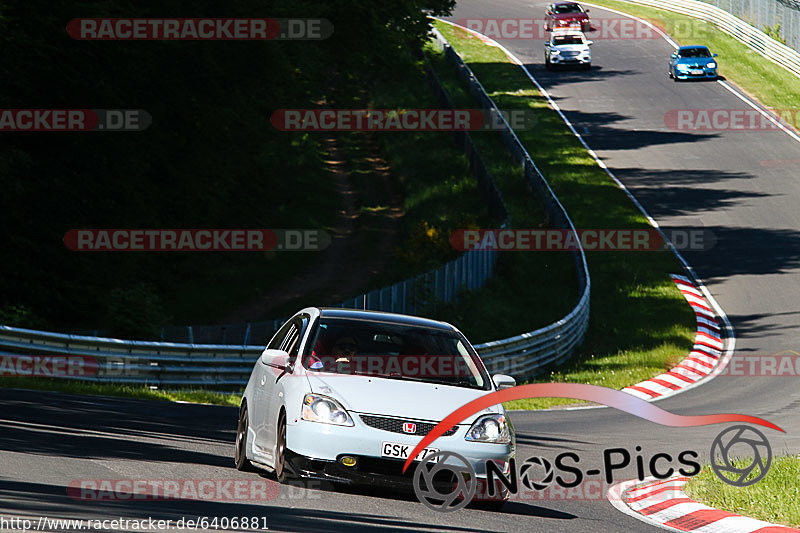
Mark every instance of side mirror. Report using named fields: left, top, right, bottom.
left=260, top=348, right=293, bottom=373
left=492, top=374, right=516, bottom=390
left=585, top=8, right=590, bottom=12
left=586, top=40, right=594, bottom=45
left=713, top=53, right=718, bottom=57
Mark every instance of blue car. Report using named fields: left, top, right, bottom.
left=669, top=46, right=718, bottom=81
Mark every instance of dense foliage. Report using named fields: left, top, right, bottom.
left=0, top=0, right=454, bottom=335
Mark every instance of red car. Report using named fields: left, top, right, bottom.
left=545, top=2, right=591, bottom=32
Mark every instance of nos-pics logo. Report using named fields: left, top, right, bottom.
left=413, top=425, right=773, bottom=512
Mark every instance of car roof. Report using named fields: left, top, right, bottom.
left=317, top=308, right=456, bottom=331
left=679, top=45, right=709, bottom=50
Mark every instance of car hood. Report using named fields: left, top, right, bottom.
left=675, top=56, right=713, bottom=65
left=552, top=44, right=589, bottom=52
left=305, top=373, right=500, bottom=423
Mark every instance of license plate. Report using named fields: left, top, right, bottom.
left=381, top=442, right=439, bottom=463
left=690, top=69, right=704, bottom=75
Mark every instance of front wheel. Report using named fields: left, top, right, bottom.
left=275, top=410, right=291, bottom=483
left=234, top=405, right=256, bottom=472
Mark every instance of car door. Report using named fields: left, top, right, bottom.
left=251, top=318, right=297, bottom=461
left=256, top=314, right=309, bottom=465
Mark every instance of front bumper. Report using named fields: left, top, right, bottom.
left=285, top=413, right=514, bottom=484
left=554, top=20, right=591, bottom=31
left=550, top=55, right=591, bottom=65
left=675, top=67, right=717, bottom=79
left=286, top=452, right=449, bottom=490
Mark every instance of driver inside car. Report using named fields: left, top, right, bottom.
left=331, top=336, right=358, bottom=364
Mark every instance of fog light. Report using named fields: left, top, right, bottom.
left=340, top=456, right=357, bottom=467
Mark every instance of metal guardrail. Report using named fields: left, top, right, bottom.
left=0, top=28, right=592, bottom=386
left=699, top=0, right=800, bottom=54
left=615, top=0, right=800, bottom=76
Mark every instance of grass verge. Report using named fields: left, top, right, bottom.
left=586, top=0, right=800, bottom=113
left=684, top=455, right=800, bottom=528
left=432, top=20, right=696, bottom=409
left=0, top=377, right=240, bottom=407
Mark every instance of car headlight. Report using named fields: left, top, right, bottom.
left=465, top=414, right=511, bottom=444
left=707, top=62, right=716, bottom=68
left=551, top=49, right=560, bottom=55
left=301, top=394, right=354, bottom=426
left=676, top=64, right=689, bottom=71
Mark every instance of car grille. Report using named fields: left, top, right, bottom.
left=359, top=415, right=458, bottom=437
left=562, top=51, right=580, bottom=57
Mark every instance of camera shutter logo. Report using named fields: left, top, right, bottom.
left=413, top=451, right=477, bottom=512
left=710, top=425, right=772, bottom=487
left=520, top=456, right=554, bottom=491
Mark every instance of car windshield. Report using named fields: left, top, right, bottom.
left=303, top=317, right=491, bottom=390
left=679, top=48, right=711, bottom=58
left=554, top=36, right=584, bottom=45
left=554, top=4, right=583, bottom=13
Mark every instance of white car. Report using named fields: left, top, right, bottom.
left=545, top=29, right=593, bottom=70
left=235, top=308, right=516, bottom=503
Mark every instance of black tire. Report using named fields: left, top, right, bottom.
left=234, top=404, right=256, bottom=472
left=673, top=74, right=680, bottom=82
left=583, top=63, right=591, bottom=71
left=545, top=57, right=552, bottom=70
left=275, top=410, right=291, bottom=483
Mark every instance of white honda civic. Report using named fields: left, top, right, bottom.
left=235, top=307, right=516, bottom=501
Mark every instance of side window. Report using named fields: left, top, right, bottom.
left=280, top=323, right=300, bottom=354
left=284, top=315, right=311, bottom=360
left=266, top=314, right=311, bottom=363
left=267, top=320, right=295, bottom=350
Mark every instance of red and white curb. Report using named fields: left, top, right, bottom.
left=622, top=275, right=724, bottom=401
left=608, top=476, right=800, bottom=532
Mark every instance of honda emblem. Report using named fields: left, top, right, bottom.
left=403, top=422, right=417, bottom=434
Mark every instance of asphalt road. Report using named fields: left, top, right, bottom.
left=3, top=1, right=800, bottom=532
